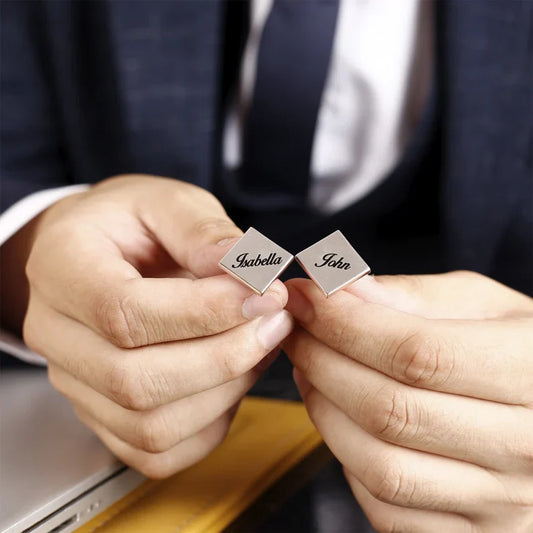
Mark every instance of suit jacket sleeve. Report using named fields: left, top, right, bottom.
left=1, top=1, right=72, bottom=214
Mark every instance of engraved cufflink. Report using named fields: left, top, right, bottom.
left=295, top=230, right=370, bottom=297
left=219, top=227, right=294, bottom=295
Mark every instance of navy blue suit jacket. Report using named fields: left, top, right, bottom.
left=1, top=1, right=532, bottom=293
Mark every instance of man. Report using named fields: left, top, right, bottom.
left=1, top=1, right=532, bottom=530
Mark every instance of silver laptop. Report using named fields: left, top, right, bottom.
left=0, top=367, right=145, bottom=533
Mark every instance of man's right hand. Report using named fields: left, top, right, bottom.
left=20, top=175, right=292, bottom=478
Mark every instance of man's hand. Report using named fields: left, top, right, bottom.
left=20, top=175, right=293, bottom=478
left=284, top=271, right=533, bottom=532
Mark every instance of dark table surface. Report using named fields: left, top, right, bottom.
left=228, top=450, right=375, bottom=533
left=237, top=355, right=376, bottom=533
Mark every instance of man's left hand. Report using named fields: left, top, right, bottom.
left=284, top=271, right=533, bottom=532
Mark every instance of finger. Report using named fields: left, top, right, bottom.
left=286, top=279, right=533, bottom=403
left=132, top=178, right=244, bottom=278
left=74, top=403, right=238, bottom=479
left=27, top=298, right=293, bottom=410
left=27, top=182, right=261, bottom=346
left=288, top=336, right=532, bottom=472
left=48, top=358, right=268, bottom=453
left=295, top=380, right=508, bottom=515
left=83, top=275, right=287, bottom=348
left=345, top=471, right=475, bottom=533
left=31, top=225, right=287, bottom=346
left=85, top=175, right=244, bottom=278
left=349, top=271, right=533, bottom=319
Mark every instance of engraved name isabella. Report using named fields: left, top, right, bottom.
left=232, top=252, right=283, bottom=268
left=315, top=253, right=351, bottom=270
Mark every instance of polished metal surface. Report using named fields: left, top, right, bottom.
left=296, top=230, right=370, bottom=297
left=219, top=227, right=294, bottom=294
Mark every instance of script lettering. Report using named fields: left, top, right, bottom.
left=314, top=253, right=351, bottom=270
left=232, top=252, right=283, bottom=269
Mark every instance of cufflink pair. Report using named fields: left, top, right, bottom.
left=219, top=227, right=370, bottom=297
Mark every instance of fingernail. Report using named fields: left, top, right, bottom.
left=286, top=286, right=314, bottom=323
left=256, top=310, right=293, bottom=351
left=242, top=292, right=284, bottom=319
left=293, top=368, right=312, bottom=398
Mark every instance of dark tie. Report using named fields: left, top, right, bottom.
left=238, top=0, right=340, bottom=208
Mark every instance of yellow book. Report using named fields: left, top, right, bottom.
left=76, top=397, right=323, bottom=533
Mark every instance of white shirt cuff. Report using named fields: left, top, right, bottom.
left=0, top=184, right=89, bottom=246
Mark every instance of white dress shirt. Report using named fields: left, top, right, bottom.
left=224, top=0, right=432, bottom=213
left=0, top=0, right=431, bottom=361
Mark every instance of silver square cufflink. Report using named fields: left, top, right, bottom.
left=295, top=230, right=370, bottom=297
left=219, top=227, right=294, bottom=295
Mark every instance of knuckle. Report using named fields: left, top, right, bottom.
left=219, top=348, right=249, bottom=381
left=94, top=287, right=148, bottom=348
left=299, top=351, right=315, bottom=380
left=365, top=386, right=418, bottom=442
left=187, top=297, right=224, bottom=337
left=106, top=359, right=138, bottom=408
left=134, top=412, right=175, bottom=453
left=178, top=181, right=219, bottom=205
left=24, top=250, right=39, bottom=286
left=365, top=512, right=401, bottom=533
left=218, top=333, right=260, bottom=381
left=24, top=233, right=52, bottom=286
left=192, top=216, right=237, bottom=239
left=365, top=455, right=413, bottom=506
left=206, top=413, right=233, bottom=450
left=452, top=269, right=482, bottom=282
left=303, top=387, right=327, bottom=424
left=135, top=454, right=175, bottom=480
left=106, top=358, right=159, bottom=411
left=296, top=338, right=322, bottom=381
left=212, top=424, right=231, bottom=451
left=395, top=274, right=426, bottom=294
left=327, top=314, right=356, bottom=353
left=136, top=414, right=233, bottom=479
left=519, top=435, right=533, bottom=474
left=511, top=484, right=533, bottom=508
left=390, top=329, right=455, bottom=388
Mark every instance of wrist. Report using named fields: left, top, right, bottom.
left=0, top=191, right=87, bottom=335
left=1, top=213, right=42, bottom=334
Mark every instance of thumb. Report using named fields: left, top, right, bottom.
left=346, top=271, right=532, bottom=320
left=138, top=181, right=243, bottom=278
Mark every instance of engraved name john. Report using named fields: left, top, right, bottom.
left=315, top=253, right=351, bottom=270
left=232, top=252, right=283, bottom=268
